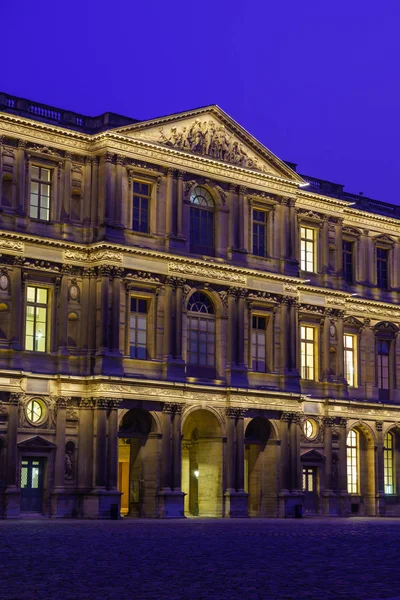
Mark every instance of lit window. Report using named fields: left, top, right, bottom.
left=189, top=187, right=214, bottom=256
left=30, top=166, right=51, bottom=221
left=25, top=286, right=48, bottom=352
left=300, top=227, right=316, bottom=272
left=377, top=340, right=390, bottom=391
left=303, top=419, right=315, bottom=439
left=342, top=241, right=354, bottom=283
left=344, top=334, right=357, bottom=387
left=300, top=325, right=316, bottom=380
left=347, top=429, right=359, bottom=494
left=377, top=248, right=389, bottom=289
left=132, top=181, right=151, bottom=233
left=187, top=292, right=215, bottom=367
left=252, top=315, right=266, bottom=372
left=26, top=399, right=44, bottom=424
left=384, top=432, right=395, bottom=495
left=252, top=210, right=267, bottom=257
left=129, top=298, right=148, bottom=359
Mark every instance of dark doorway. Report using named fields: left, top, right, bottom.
left=20, top=458, right=45, bottom=513
left=302, top=466, right=318, bottom=514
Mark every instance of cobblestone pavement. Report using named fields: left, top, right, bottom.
left=1, top=518, right=400, bottom=600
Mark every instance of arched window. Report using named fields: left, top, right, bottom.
left=189, top=186, right=215, bottom=256
left=384, top=431, right=395, bottom=494
left=187, top=292, right=215, bottom=368
left=347, top=429, right=359, bottom=494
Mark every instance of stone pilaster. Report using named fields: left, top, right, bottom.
left=224, top=407, right=248, bottom=518
left=61, top=152, right=72, bottom=222
left=176, top=171, right=184, bottom=238
left=5, top=393, right=22, bottom=518
left=375, top=420, right=385, bottom=516
left=338, top=418, right=351, bottom=515
left=94, top=398, right=108, bottom=490
left=107, top=400, right=122, bottom=491
left=322, top=417, right=336, bottom=515
left=158, top=403, right=185, bottom=518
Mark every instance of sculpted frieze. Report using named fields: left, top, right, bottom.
left=0, top=238, right=24, bottom=253
left=168, top=261, right=247, bottom=284
left=63, top=249, right=89, bottom=263
left=90, top=249, right=123, bottom=264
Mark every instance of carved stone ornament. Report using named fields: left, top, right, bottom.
left=157, top=119, right=266, bottom=172
left=226, top=407, right=247, bottom=418
left=63, top=249, right=89, bottom=263
left=0, top=273, right=9, bottom=291
left=29, top=144, right=62, bottom=157
left=69, top=283, right=79, bottom=302
left=375, top=421, right=383, bottom=431
left=163, top=403, right=184, bottom=414
left=0, top=238, right=24, bottom=253
left=168, top=261, right=247, bottom=285
left=90, top=250, right=123, bottom=264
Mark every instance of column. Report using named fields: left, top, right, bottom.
left=323, top=417, right=335, bottom=492
left=0, top=137, right=3, bottom=207
left=235, top=410, right=246, bottom=492
left=95, top=398, right=108, bottom=489
left=174, top=280, right=184, bottom=360
left=321, top=315, right=330, bottom=382
left=114, top=155, right=124, bottom=227
left=80, top=268, right=90, bottom=351
left=226, top=290, right=237, bottom=368
left=57, top=268, right=69, bottom=352
left=10, top=260, right=22, bottom=350
left=98, top=265, right=111, bottom=352
left=288, top=199, right=297, bottom=261
left=225, top=408, right=236, bottom=492
left=62, top=152, right=72, bottom=222
left=111, top=268, right=123, bottom=354
left=6, top=393, right=20, bottom=488
left=176, top=171, right=184, bottom=238
left=338, top=418, right=348, bottom=494
left=273, top=203, right=282, bottom=258
left=238, top=186, right=246, bottom=251
left=375, top=421, right=385, bottom=510
left=165, top=168, right=174, bottom=237
left=279, top=413, right=290, bottom=492
left=163, top=279, right=174, bottom=360
left=289, top=413, right=302, bottom=491
left=279, top=299, right=289, bottom=374
left=90, top=157, right=99, bottom=224
left=103, top=152, right=114, bottom=225
left=236, top=289, right=246, bottom=367
left=172, top=405, right=184, bottom=491
left=322, top=216, right=330, bottom=274
left=54, top=397, right=69, bottom=488
left=336, top=312, right=345, bottom=381
left=161, top=405, right=173, bottom=490
left=228, top=184, right=237, bottom=251
left=335, top=219, right=343, bottom=275
left=288, top=299, right=298, bottom=373
left=77, top=398, right=94, bottom=489
left=87, top=268, right=97, bottom=353
left=16, top=140, right=26, bottom=215
left=83, top=156, right=92, bottom=224
left=107, top=400, right=121, bottom=490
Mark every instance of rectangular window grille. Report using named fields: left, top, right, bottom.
left=300, top=227, right=316, bottom=272
left=377, top=340, right=390, bottom=390
left=190, top=207, right=214, bottom=255
left=252, top=210, right=267, bottom=257
left=344, top=334, right=357, bottom=387
left=30, top=166, right=51, bottom=221
left=300, top=325, right=315, bottom=380
left=384, top=433, right=394, bottom=494
left=129, top=298, right=148, bottom=359
left=25, top=286, right=48, bottom=352
left=132, top=181, right=150, bottom=233
left=347, top=430, right=359, bottom=494
left=252, top=315, right=266, bottom=372
left=187, top=315, right=215, bottom=367
left=342, top=241, right=354, bottom=283
left=377, top=247, right=389, bottom=289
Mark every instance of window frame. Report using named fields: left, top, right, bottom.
left=300, top=225, right=317, bottom=273
left=129, top=296, right=149, bottom=360
left=24, top=285, right=50, bottom=353
left=300, top=324, right=317, bottom=381
left=186, top=291, right=216, bottom=370
left=29, top=165, right=52, bottom=222
left=344, top=333, right=358, bottom=388
left=132, top=179, right=152, bottom=234
left=347, top=429, right=359, bottom=495
left=189, top=187, right=215, bottom=256
left=342, top=239, right=354, bottom=284
left=252, top=208, right=268, bottom=258
left=384, top=431, right=395, bottom=495
left=251, top=313, right=267, bottom=372
left=376, top=246, right=390, bottom=289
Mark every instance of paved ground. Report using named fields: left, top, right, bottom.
left=0, top=518, right=400, bottom=600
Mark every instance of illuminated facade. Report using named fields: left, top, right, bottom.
left=1, top=91, right=400, bottom=519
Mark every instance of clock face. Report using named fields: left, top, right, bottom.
left=70, top=285, right=78, bottom=300
left=0, top=275, right=8, bottom=291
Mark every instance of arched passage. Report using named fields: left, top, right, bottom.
left=245, top=418, right=278, bottom=517
left=182, top=409, right=223, bottom=517
left=347, top=423, right=376, bottom=516
left=118, top=408, right=159, bottom=518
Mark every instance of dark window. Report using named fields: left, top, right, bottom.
left=342, top=241, right=354, bottom=283
left=132, top=181, right=150, bottom=233
left=253, top=210, right=267, bottom=257
left=377, top=340, right=390, bottom=391
left=252, top=315, right=266, bottom=372
left=129, top=297, right=148, bottom=359
left=377, top=248, right=389, bottom=289
left=30, top=166, right=51, bottom=221
left=187, top=292, right=215, bottom=367
left=189, top=187, right=214, bottom=255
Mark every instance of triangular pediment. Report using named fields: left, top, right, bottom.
left=113, top=106, right=304, bottom=183
left=301, top=449, right=325, bottom=462
left=18, top=436, right=56, bottom=449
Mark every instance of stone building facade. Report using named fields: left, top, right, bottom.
left=0, top=92, right=400, bottom=519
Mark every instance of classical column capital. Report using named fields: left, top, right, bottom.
left=53, top=396, right=71, bottom=408
left=79, top=397, right=94, bottom=409
left=375, top=421, right=383, bottom=432
left=226, top=407, right=247, bottom=419
left=338, top=418, right=347, bottom=428
left=163, top=403, right=184, bottom=415
left=9, top=392, right=25, bottom=405
left=323, top=417, right=336, bottom=427
left=95, top=397, right=110, bottom=409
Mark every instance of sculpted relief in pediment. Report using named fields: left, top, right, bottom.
left=132, top=117, right=273, bottom=173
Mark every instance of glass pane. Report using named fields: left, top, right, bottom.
left=21, top=467, right=28, bottom=488
left=31, top=467, right=39, bottom=489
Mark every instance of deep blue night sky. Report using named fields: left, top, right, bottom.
left=3, top=1, right=399, bottom=202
